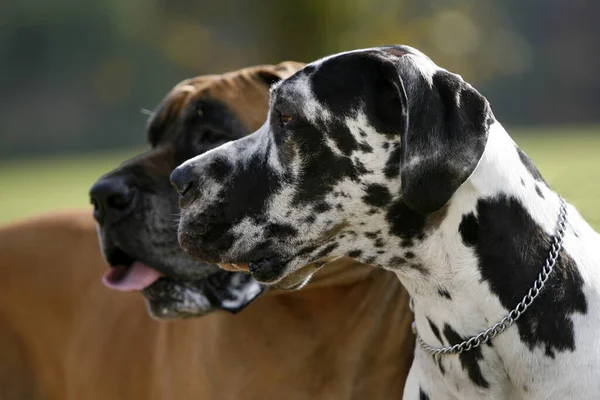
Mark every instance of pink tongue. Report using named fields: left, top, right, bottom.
left=102, top=261, right=164, bottom=292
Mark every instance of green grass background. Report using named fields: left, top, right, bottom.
left=0, top=126, right=599, bottom=229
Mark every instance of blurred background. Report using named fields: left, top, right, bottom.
left=1, top=0, right=599, bottom=225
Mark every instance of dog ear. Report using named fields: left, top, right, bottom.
left=395, top=59, right=491, bottom=214
left=255, top=61, right=305, bottom=87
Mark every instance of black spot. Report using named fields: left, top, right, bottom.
left=386, top=200, right=426, bottom=240
left=427, top=318, right=443, bottom=343
left=290, top=118, right=361, bottom=206
left=384, top=144, right=402, bottom=179
left=516, top=146, right=547, bottom=185
left=358, top=141, right=373, bottom=153
left=316, top=242, right=339, bottom=258
left=348, top=249, right=362, bottom=258
left=535, top=184, right=545, bottom=199
left=419, top=388, right=430, bottom=400
left=336, top=203, right=344, bottom=210
left=410, top=263, right=428, bottom=275
left=459, top=195, right=587, bottom=358
left=314, top=202, right=332, bottom=213
left=443, top=324, right=489, bottom=388
left=362, top=183, right=392, bottom=208
left=520, top=178, right=525, bottom=186
left=374, top=238, right=385, bottom=248
left=328, top=119, right=359, bottom=156
left=305, top=215, right=316, bottom=224
left=365, top=256, right=376, bottom=264
left=389, top=256, right=407, bottom=267
left=364, top=230, right=381, bottom=239
left=354, top=159, right=369, bottom=175
left=438, top=289, right=452, bottom=299
left=265, top=223, right=298, bottom=238
left=207, top=157, right=233, bottom=180
left=382, top=142, right=390, bottom=150
left=458, top=213, right=479, bottom=246
left=402, top=238, right=414, bottom=247
left=437, top=357, right=446, bottom=375
left=367, top=208, right=379, bottom=215
left=404, top=251, right=415, bottom=259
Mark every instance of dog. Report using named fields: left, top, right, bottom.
left=88, top=63, right=300, bottom=318
left=0, top=62, right=413, bottom=399
left=173, top=45, right=600, bottom=399
left=0, top=64, right=414, bottom=400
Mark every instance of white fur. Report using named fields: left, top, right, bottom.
left=403, top=122, right=600, bottom=399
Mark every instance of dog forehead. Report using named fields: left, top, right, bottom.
left=148, top=70, right=274, bottom=145
left=273, top=70, right=333, bottom=123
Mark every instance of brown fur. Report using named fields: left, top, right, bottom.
left=0, top=211, right=414, bottom=399
left=0, top=65, right=415, bottom=399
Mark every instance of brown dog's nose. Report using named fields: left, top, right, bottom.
left=89, top=176, right=135, bottom=225
left=170, top=165, right=195, bottom=196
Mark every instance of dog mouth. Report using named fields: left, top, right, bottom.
left=102, top=247, right=164, bottom=292
left=242, top=246, right=339, bottom=288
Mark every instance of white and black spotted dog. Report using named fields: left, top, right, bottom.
left=171, top=45, right=600, bottom=399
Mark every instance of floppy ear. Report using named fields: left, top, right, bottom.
left=255, top=61, right=305, bottom=87
left=201, top=270, right=265, bottom=314
left=397, top=60, right=491, bottom=214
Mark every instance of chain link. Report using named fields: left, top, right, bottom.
left=414, top=197, right=568, bottom=357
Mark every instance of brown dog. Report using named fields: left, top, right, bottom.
left=1, top=64, right=414, bottom=399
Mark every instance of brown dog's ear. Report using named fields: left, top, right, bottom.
left=394, top=56, right=491, bottom=214
left=255, top=61, right=305, bottom=87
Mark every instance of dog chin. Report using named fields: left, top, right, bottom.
left=141, top=278, right=215, bottom=320
left=248, top=256, right=325, bottom=289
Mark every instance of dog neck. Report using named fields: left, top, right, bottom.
left=404, top=122, right=558, bottom=332
left=386, top=122, right=593, bottom=393
left=404, top=122, right=564, bottom=295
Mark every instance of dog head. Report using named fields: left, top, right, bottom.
left=90, top=62, right=303, bottom=318
left=172, top=45, right=492, bottom=288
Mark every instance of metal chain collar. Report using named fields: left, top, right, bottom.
left=412, top=197, right=568, bottom=356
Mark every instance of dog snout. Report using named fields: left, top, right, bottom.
left=89, top=176, right=136, bottom=225
left=170, top=164, right=196, bottom=197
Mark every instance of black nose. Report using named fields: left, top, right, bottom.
left=89, top=176, right=135, bottom=225
left=170, top=165, right=195, bottom=196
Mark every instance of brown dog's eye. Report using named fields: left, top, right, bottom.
left=280, top=114, right=293, bottom=126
